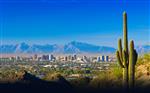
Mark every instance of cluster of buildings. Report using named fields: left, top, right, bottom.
left=12, top=54, right=55, bottom=62
left=8, top=54, right=115, bottom=63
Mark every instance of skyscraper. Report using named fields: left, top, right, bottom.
left=105, top=56, right=109, bottom=62
left=97, top=56, right=101, bottom=62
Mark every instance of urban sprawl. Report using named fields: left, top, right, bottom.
left=3, top=54, right=116, bottom=63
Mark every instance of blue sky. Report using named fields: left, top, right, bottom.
left=0, top=0, right=150, bottom=47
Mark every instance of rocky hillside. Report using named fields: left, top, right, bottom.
left=136, top=53, right=150, bottom=87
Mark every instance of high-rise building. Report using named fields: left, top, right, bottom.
left=48, top=54, right=54, bottom=61
left=73, top=54, right=77, bottom=60
left=15, top=56, right=20, bottom=61
left=105, top=56, right=109, bottom=62
left=33, top=54, right=38, bottom=61
left=83, top=56, right=88, bottom=62
left=41, top=54, right=55, bottom=61
left=42, top=55, right=47, bottom=61
left=65, top=56, right=68, bottom=61
left=99, top=55, right=105, bottom=62
left=68, top=55, right=72, bottom=61
left=97, top=56, right=101, bottom=62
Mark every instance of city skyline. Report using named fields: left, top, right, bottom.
left=0, top=0, right=150, bottom=47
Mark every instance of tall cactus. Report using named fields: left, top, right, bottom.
left=116, top=12, right=138, bottom=89
left=116, top=12, right=129, bottom=88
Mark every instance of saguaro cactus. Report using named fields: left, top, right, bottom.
left=116, top=12, right=138, bottom=89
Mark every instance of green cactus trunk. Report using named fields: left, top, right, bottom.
left=123, top=11, right=128, bottom=55
left=123, top=12, right=128, bottom=88
left=123, top=67, right=128, bottom=88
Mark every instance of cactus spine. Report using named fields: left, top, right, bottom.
left=116, top=12, right=138, bottom=89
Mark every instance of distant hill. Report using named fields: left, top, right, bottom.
left=136, top=45, right=150, bottom=54
left=0, top=41, right=116, bottom=54
left=63, top=41, right=116, bottom=54
left=0, top=41, right=149, bottom=54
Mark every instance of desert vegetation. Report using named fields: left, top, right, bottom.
left=0, top=53, right=149, bottom=88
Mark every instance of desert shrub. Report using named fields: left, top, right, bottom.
left=42, top=72, right=62, bottom=81
left=111, top=66, right=122, bottom=79
left=89, top=65, right=122, bottom=89
left=137, top=53, right=150, bottom=65
left=0, top=69, right=24, bottom=82
left=89, top=71, right=108, bottom=88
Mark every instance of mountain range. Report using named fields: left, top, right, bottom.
left=0, top=41, right=149, bottom=54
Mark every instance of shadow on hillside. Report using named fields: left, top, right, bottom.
left=0, top=71, right=150, bottom=93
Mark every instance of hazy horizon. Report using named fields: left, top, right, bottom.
left=0, top=40, right=150, bottom=47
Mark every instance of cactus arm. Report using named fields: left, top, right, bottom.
left=133, top=49, right=138, bottom=65
left=118, top=38, right=123, bottom=62
left=129, top=40, right=135, bottom=88
left=116, top=51, right=124, bottom=68
left=122, top=50, right=128, bottom=67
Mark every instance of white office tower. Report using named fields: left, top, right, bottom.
left=15, top=56, right=20, bottom=60
left=105, top=56, right=109, bottom=62
left=97, top=56, right=101, bottom=62
left=48, top=54, right=54, bottom=61
left=100, top=55, right=105, bottom=62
